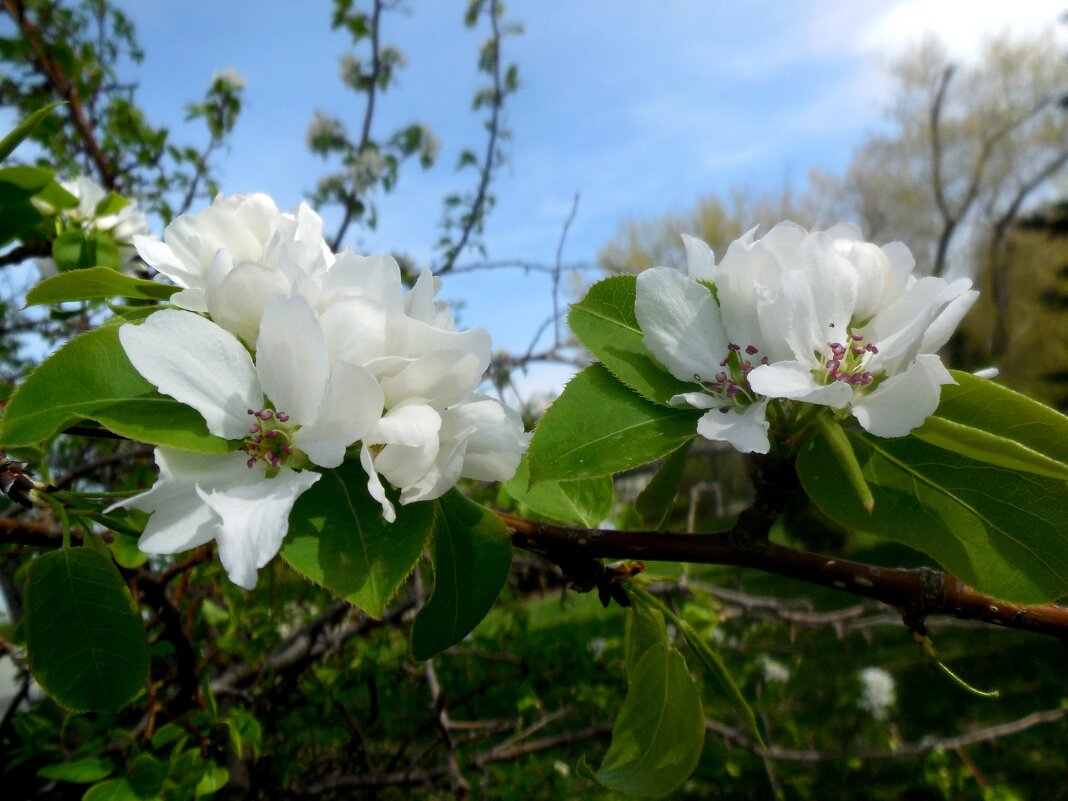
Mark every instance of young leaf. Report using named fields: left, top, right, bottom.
left=503, top=454, right=613, bottom=528
left=595, top=643, right=705, bottom=797
left=23, top=547, right=149, bottom=712
left=0, top=323, right=230, bottom=454
left=26, top=266, right=179, bottom=305
left=0, top=103, right=63, bottom=162
left=798, top=430, right=1068, bottom=604
left=624, top=599, right=668, bottom=676
left=635, top=441, right=692, bottom=529
left=911, top=371, right=1068, bottom=480
left=568, top=275, right=691, bottom=405
left=528, top=363, right=700, bottom=485
left=82, top=779, right=140, bottom=801
left=282, top=460, right=434, bottom=618
left=629, top=585, right=765, bottom=748
left=410, top=490, right=513, bottom=660
left=814, top=413, right=874, bottom=513
left=36, top=758, right=115, bottom=784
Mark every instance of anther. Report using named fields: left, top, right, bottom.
left=745, top=344, right=759, bottom=355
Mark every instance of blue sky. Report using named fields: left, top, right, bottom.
left=118, top=0, right=1065, bottom=397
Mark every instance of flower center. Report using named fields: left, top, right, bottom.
left=243, top=408, right=300, bottom=470
left=695, top=342, right=768, bottom=408
left=822, top=333, right=878, bottom=386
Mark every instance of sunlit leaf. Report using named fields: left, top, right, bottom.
left=26, top=266, right=178, bottom=305
left=283, top=460, right=434, bottom=618
left=798, top=430, right=1068, bottom=603
left=569, top=275, right=691, bottom=405
left=528, top=363, right=699, bottom=485
left=503, top=454, right=612, bottom=528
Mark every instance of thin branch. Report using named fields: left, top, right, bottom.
left=707, top=705, right=1068, bottom=763
left=331, top=0, right=384, bottom=250
left=552, top=194, right=579, bottom=345
left=500, top=512, right=1068, bottom=640
left=436, top=0, right=505, bottom=275
left=2, top=0, right=117, bottom=189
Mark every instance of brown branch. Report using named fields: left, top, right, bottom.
left=331, top=0, right=384, bottom=251
left=707, top=705, right=1068, bottom=763
left=436, top=0, right=506, bottom=275
left=2, top=0, right=116, bottom=189
left=500, top=513, right=1068, bottom=640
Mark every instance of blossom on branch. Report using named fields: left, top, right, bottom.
left=635, top=223, right=977, bottom=451
left=118, top=191, right=529, bottom=586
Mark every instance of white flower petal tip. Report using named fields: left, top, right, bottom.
left=972, top=367, right=999, bottom=380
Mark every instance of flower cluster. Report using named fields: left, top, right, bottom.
left=36, top=175, right=149, bottom=276
left=117, top=193, right=528, bottom=589
left=635, top=222, right=978, bottom=453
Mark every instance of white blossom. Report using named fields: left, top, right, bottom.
left=36, top=175, right=149, bottom=276
left=736, top=222, right=978, bottom=437
left=115, top=296, right=384, bottom=588
left=857, top=666, right=896, bottom=721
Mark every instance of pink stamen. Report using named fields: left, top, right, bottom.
left=745, top=344, right=759, bottom=355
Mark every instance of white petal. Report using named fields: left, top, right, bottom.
left=323, top=252, right=405, bottom=313
left=119, top=311, right=262, bottom=439
left=361, top=443, right=396, bottom=523
left=669, top=391, right=722, bottom=410
left=294, top=360, right=384, bottom=468
left=207, top=257, right=292, bottom=346
left=634, top=267, right=727, bottom=383
left=197, top=468, right=321, bottom=590
left=680, top=233, right=716, bottom=281
left=442, top=394, right=529, bottom=482
left=399, top=437, right=468, bottom=505
left=853, top=354, right=955, bottom=438
left=748, top=361, right=853, bottom=407
left=120, top=449, right=254, bottom=553
left=369, top=403, right=441, bottom=448
left=134, top=235, right=196, bottom=289
left=318, top=295, right=389, bottom=366
left=919, top=283, right=978, bottom=355
left=695, top=401, right=770, bottom=454
left=254, top=295, right=329, bottom=426
left=380, top=349, right=483, bottom=409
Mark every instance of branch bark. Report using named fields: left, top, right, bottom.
left=500, top=513, right=1068, bottom=640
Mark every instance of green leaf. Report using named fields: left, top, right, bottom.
left=109, top=533, right=148, bottom=569
left=27, top=267, right=178, bottom=305
left=282, top=460, right=434, bottom=618
left=0, top=323, right=230, bottom=454
left=23, top=547, right=149, bottom=712
left=0, top=103, right=63, bottom=162
left=194, top=766, right=229, bottom=798
left=503, top=453, right=613, bottom=527
left=635, top=441, right=691, bottom=529
left=410, top=490, right=512, bottom=660
left=528, top=363, right=700, bottom=485
left=595, top=643, right=704, bottom=797
left=568, top=275, right=691, bottom=404
left=127, top=754, right=166, bottom=799
left=82, top=779, right=140, bottom=801
left=52, top=229, right=92, bottom=270
left=815, top=413, right=874, bottom=513
left=0, top=165, right=54, bottom=196
left=629, top=585, right=764, bottom=748
left=36, top=758, right=115, bottom=784
left=624, top=600, right=667, bottom=675
left=798, top=430, right=1068, bottom=604
left=911, top=371, right=1068, bottom=481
